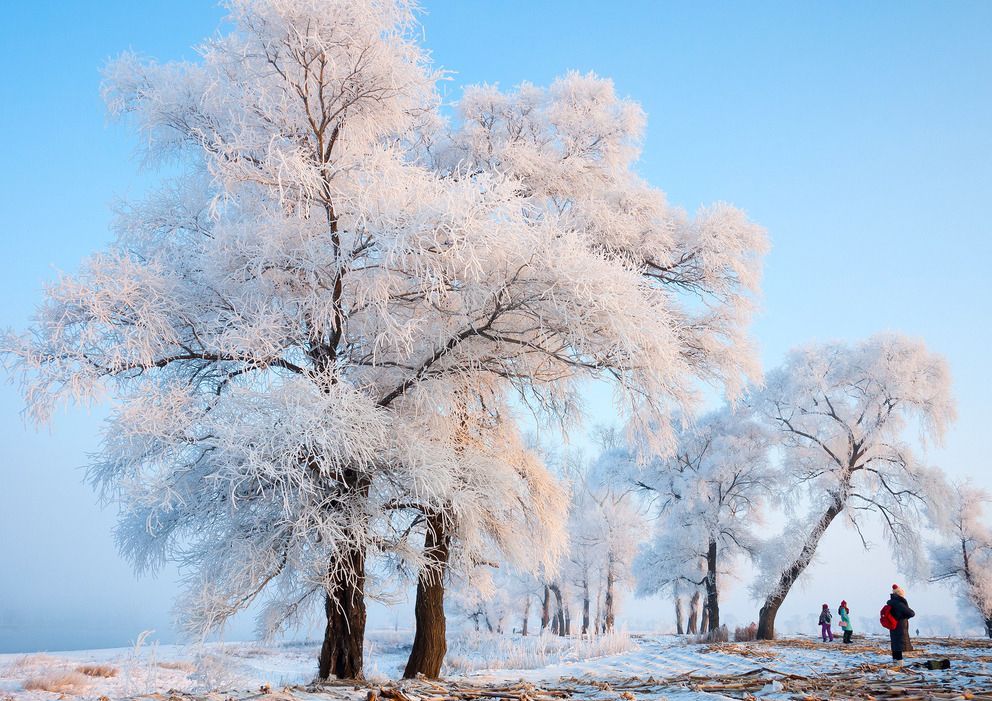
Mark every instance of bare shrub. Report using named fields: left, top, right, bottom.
left=734, top=622, right=759, bottom=642
left=76, top=664, right=119, bottom=678
left=23, top=671, right=91, bottom=694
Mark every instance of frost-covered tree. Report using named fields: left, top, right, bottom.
left=1, top=0, right=767, bottom=681
left=674, top=594, right=685, bottom=635
left=634, top=408, right=774, bottom=635
left=751, top=334, right=955, bottom=639
left=442, top=73, right=769, bottom=450
left=574, top=449, right=645, bottom=633
left=396, top=387, right=567, bottom=677
left=929, top=482, right=992, bottom=637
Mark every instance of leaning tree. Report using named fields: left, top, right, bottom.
left=2, top=0, right=768, bottom=680
left=633, top=408, right=775, bottom=635
left=929, top=481, right=992, bottom=637
left=751, top=334, right=955, bottom=639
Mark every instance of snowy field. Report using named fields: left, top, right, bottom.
left=3, top=631, right=992, bottom=700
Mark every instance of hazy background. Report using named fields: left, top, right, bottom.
left=1, top=0, right=990, bottom=652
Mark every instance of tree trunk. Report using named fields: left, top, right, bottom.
left=687, top=591, right=700, bottom=635
left=318, top=546, right=367, bottom=679
left=403, top=512, right=451, bottom=679
left=757, top=495, right=845, bottom=640
left=594, top=583, right=603, bottom=634
left=549, top=583, right=566, bottom=636
left=582, top=578, right=591, bottom=635
left=318, top=471, right=369, bottom=680
left=985, top=618, right=992, bottom=639
left=700, top=602, right=709, bottom=635
left=522, top=595, right=530, bottom=636
left=704, top=539, right=720, bottom=636
left=541, top=586, right=552, bottom=630
left=604, top=558, right=616, bottom=632
left=675, top=596, right=685, bottom=635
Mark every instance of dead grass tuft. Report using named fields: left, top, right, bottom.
left=4, top=653, right=59, bottom=676
left=23, top=671, right=91, bottom=694
left=157, top=660, right=196, bottom=672
left=76, top=664, right=118, bottom=678
left=734, top=623, right=759, bottom=642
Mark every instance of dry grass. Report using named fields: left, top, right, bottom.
left=157, top=660, right=196, bottom=672
left=3, top=653, right=59, bottom=676
left=23, top=671, right=91, bottom=694
left=76, top=664, right=119, bottom=678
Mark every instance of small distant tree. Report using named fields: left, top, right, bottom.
left=572, top=449, right=645, bottom=634
left=930, top=482, right=992, bottom=638
left=752, top=334, right=955, bottom=639
left=633, top=408, right=774, bottom=636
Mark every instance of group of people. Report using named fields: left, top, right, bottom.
left=818, top=601, right=854, bottom=644
left=816, top=584, right=917, bottom=666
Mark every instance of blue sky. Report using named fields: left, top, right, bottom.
left=0, top=1, right=990, bottom=651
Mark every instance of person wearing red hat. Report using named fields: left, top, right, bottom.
left=838, top=600, right=853, bottom=644
left=818, top=603, right=834, bottom=642
left=886, top=584, right=915, bottom=665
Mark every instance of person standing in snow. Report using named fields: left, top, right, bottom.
left=887, top=584, right=915, bottom=665
left=838, top=600, right=853, bottom=644
left=818, top=603, right=833, bottom=642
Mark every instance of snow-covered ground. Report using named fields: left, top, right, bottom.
left=2, top=631, right=991, bottom=700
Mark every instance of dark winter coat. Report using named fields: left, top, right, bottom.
left=887, top=594, right=915, bottom=654
left=818, top=610, right=832, bottom=625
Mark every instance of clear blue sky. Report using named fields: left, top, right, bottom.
left=1, top=1, right=990, bottom=652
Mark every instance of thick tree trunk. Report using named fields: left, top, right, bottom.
left=700, top=602, right=709, bottom=635
left=985, top=618, right=992, bottom=639
left=318, top=545, right=367, bottom=679
left=757, top=495, right=845, bottom=640
left=404, top=512, right=451, bottom=679
left=675, top=597, right=685, bottom=635
left=687, top=591, right=700, bottom=635
left=541, top=586, right=552, bottom=631
left=704, top=539, right=720, bottom=636
left=318, top=470, right=369, bottom=680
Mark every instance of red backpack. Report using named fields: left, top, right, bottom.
left=880, top=604, right=898, bottom=630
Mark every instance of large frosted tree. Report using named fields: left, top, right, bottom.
left=751, top=334, right=955, bottom=639
left=2, top=0, right=767, bottom=680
